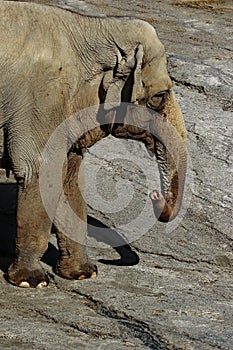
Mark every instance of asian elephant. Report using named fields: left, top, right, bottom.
left=0, top=1, right=187, bottom=288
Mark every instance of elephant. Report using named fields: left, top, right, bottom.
left=0, top=1, right=187, bottom=288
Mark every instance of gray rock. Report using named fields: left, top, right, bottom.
left=0, top=1, right=232, bottom=349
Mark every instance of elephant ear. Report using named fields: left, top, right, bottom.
left=131, top=44, right=144, bottom=103
left=102, top=44, right=144, bottom=109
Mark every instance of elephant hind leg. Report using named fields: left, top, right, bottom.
left=53, top=152, right=97, bottom=280
left=54, top=230, right=97, bottom=280
left=7, top=176, right=52, bottom=288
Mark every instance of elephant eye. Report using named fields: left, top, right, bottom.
left=147, top=90, right=169, bottom=111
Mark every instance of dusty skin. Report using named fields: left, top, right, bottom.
left=0, top=0, right=232, bottom=349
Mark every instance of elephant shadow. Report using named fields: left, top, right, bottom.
left=0, top=183, right=139, bottom=273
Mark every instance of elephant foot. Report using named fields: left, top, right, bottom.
left=55, top=259, right=98, bottom=280
left=7, top=263, right=49, bottom=288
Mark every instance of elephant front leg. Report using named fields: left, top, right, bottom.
left=7, top=177, right=52, bottom=288
left=54, top=152, right=97, bottom=280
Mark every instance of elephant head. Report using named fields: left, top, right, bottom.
left=98, top=22, right=187, bottom=222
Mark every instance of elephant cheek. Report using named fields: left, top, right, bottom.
left=160, top=89, right=186, bottom=142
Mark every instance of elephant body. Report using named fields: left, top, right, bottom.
left=0, top=1, right=187, bottom=288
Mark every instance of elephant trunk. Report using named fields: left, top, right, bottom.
left=151, top=138, right=187, bottom=222
left=149, top=91, right=187, bottom=222
left=103, top=90, right=187, bottom=223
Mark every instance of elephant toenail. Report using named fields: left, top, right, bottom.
left=91, top=271, right=97, bottom=278
left=36, top=281, right=48, bottom=289
left=19, top=281, right=30, bottom=288
left=78, top=274, right=87, bottom=280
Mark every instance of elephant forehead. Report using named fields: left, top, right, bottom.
left=147, top=76, right=172, bottom=96
left=142, top=57, right=172, bottom=95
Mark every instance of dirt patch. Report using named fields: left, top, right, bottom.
left=173, top=0, right=230, bottom=10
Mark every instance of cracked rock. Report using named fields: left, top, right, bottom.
left=0, top=1, right=232, bottom=350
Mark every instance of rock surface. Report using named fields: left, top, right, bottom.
left=0, top=1, right=232, bottom=349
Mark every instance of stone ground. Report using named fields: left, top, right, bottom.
left=0, top=0, right=232, bottom=349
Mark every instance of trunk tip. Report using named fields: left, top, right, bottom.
left=150, top=190, right=175, bottom=222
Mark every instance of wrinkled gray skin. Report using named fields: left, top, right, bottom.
left=0, top=1, right=187, bottom=288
